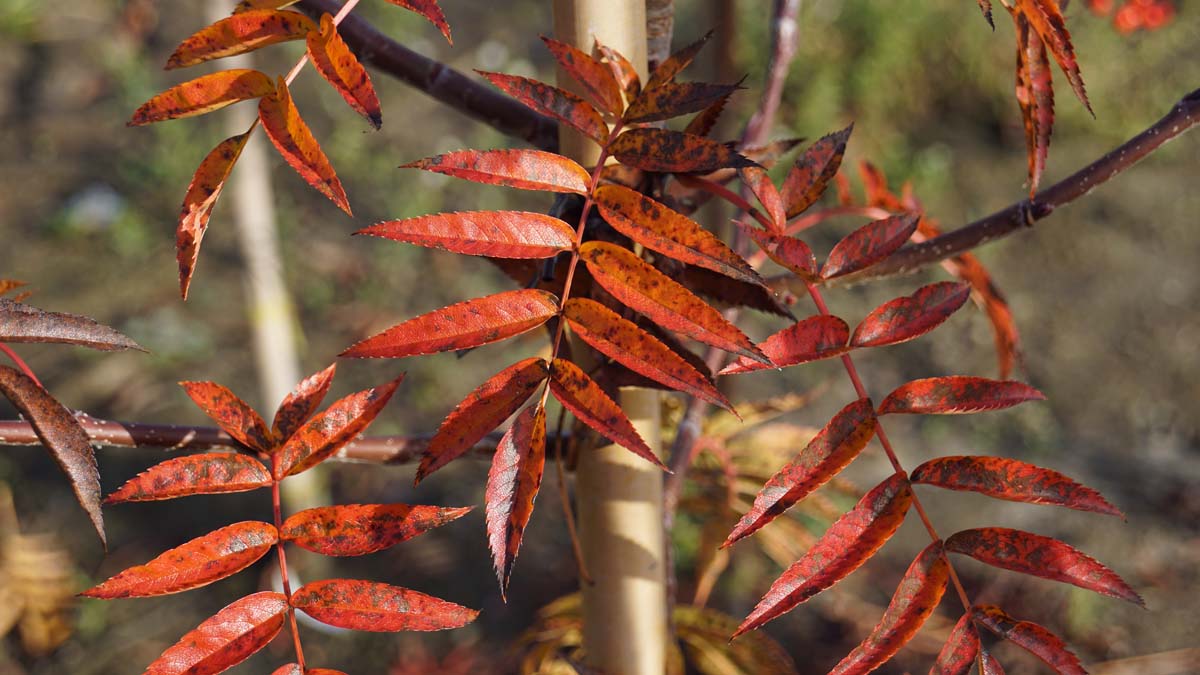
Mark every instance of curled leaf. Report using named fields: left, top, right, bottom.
left=911, top=455, right=1122, bottom=517
left=723, top=398, right=876, bottom=547
left=143, top=592, right=288, bottom=675
left=972, top=605, right=1086, bottom=675
left=340, top=289, right=559, bottom=359
left=402, top=149, right=590, bottom=195
left=878, top=376, right=1045, bottom=415
left=1011, top=7, right=1055, bottom=196
left=129, top=70, right=274, bottom=125
left=851, top=281, right=972, bottom=348
left=281, top=503, right=472, bottom=556
left=0, top=298, right=144, bottom=351
left=82, top=521, right=276, bottom=598
left=609, top=128, right=756, bottom=173
left=821, top=213, right=919, bottom=280
left=548, top=358, right=664, bottom=469
left=740, top=167, right=787, bottom=231
left=177, top=132, right=251, bottom=299
left=359, top=211, right=576, bottom=259
left=541, top=36, right=625, bottom=116
left=292, top=579, right=478, bottom=631
left=308, top=13, right=382, bottom=128
left=781, top=125, right=853, bottom=218
left=105, top=452, right=272, bottom=504
left=485, top=405, right=546, bottom=594
left=276, top=374, right=403, bottom=477
left=479, top=71, right=608, bottom=145
left=595, top=41, right=641, bottom=102
left=259, top=77, right=351, bottom=214
left=179, top=381, right=271, bottom=452
left=719, top=315, right=849, bottom=375
left=167, top=10, right=316, bottom=69
left=1015, top=0, right=1091, bottom=114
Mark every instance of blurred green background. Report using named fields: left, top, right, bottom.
left=0, top=0, right=1197, bottom=672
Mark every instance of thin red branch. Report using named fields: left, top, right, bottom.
left=270, top=463, right=306, bottom=670
left=0, top=344, right=42, bottom=388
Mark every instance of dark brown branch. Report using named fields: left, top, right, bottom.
left=823, top=87, right=1200, bottom=286
left=295, top=0, right=558, bottom=151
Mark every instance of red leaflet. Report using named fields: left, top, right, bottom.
left=595, top=42, right=642, bottom=101
left=851, top=281, right=972, bottom=348
left=401, top=149, right=590, bottom=195
left=417, top=358, right=548, bottom=482
left=580, top=241, right=766, bottom=363
left=259, top=77, right=351, bottom=214
left=911, top=455, right=1122, bottom=517
left=946, top=527, right=1143, bottom=606
left=719, top=315, right=849, bottom=375
left=740, top=167, right=786, bottom=231
left=340, top=289, right=559, bottom=359
left=276, top=375, right=403, bottom=477
left=291, top=579, right=478, bottom=631
left=166, top=10, right=316, bottom=69
left=549, top=359, right=664, bottom=469
left=723, top=399, right=877, bottom=547
left=734, top=473, right=913, bottom=637
left=741, top=226, right=818, bottom=279
left=177, top=132, right=250, bottom=299
left=978, top=646, right=1006, bottom=675
left=83, top=521, right=276, bottom=598
left=485, top=405, right=546, bottom=593
left=0, top=366, right=103, bottom=546
left=308, top=13, right=382, bottom=128
left=624, top=81, right=740, bottom=125
left=272, top=363, right=338, bottom=442
left=972, top=605, right=1086, bottom=675
left=0, top=298, right=143, bottom=351
left=479, top=71, right=608, bottom=145
left=593, top=185, right=762, bottom=285
left=129, top=70, right=274, bottom=126
left=540, top=37, right=625, bottom=116
left=179, top=381, right=271, bottom=452
left=643, top=30, right=711, bottom=91
left=384, top=0, right=452, bottom=44
left=105, top=452, right=272, bottom=504
left=1011, top=8, right=1055, bottom=196
left=563, top=298, right=730, bottom=412
left=780, top=125, right=853, bottom=218
left=683, top=95, right=729, bottom=138
left=281, top=503, right=472, bottom=556
left=829, top=542, right=950, bottom=675
left=609, top=128, right=756, bottom=173
left=821, top=213, right=919, bottom=280
left=359, top=211, right=576, bottom=259
left=978, top=0, right=995, bottom=27
left=878, top=377, right=1045, bottom=415
left=1016, top=0, right=1091, bottom=114
left=931, top=613, right=980, bottom=675
left=143, top=591, right=287, bottom=675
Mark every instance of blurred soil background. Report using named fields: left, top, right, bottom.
left=0, top=0, right=1197, bottom=672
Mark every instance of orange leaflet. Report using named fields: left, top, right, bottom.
left=643, top=30, right=712, bottom=91
left=383, top=0, right=452, bottom=44
left=417, top=358, right=548, bottom=483
left=877, top=376, right=1045, bottom=415
left=719, top=315, right=849, bottom=375
left=272, top=363, right=337, bottom=441
left=1016, top=0, right=1091, bottom=114
left=821, top=213, right=919, bottom=280
left=82, top=521, right=276, bottom=598
left=946, top=527, right=1143, bottom=606
left=166, top=10, right=316, bottom=69
left=104, top=452, right=272, bottom=504
left=828, top=542, right=950, bottom=675
left=563, top=298, right=730, bottom=412
left=722, top=399, right=876, bottom=547
left=485, top=405, right=546, bottom=594
left=579, top=241, right=766, bottom=364
left=1010, top=7, right=1055, bottom=196
left=291, top=579, right=478, bottom=631
left=593, top=185, right=763, bottom=285
left=609, top=128, right=756, bottom=174
left=910, top=455, right=1122, bottom=517
left=358, top=211, right=576, bottom=259
left=179, top=380, right=272, bottom=452
left=734, top=472, right=913, bottom=637
left=308, top=13, right=382, bottom=128
left=933, top=613, right=981, bottom=675
left=129, top=69, right=274, bottom=126
left=741, top=225, right=818, bottom=279
left=540, top=36, right=625, bottom=116
left=740, top=167, right=786, bottom=231
left=851, top=281, right=972, bottom=348
left=0, top=366, right=103, bottom=546
left=623, top=81, right=740, bottom=125
left=281, top=503, right=472, bottom=556
left=780, top=125, right=853, bottom=218
left=259, top=77, right=351, bottom=214
left=548, top=358, right=665, bottom=470
left=177, top=132, right=250, bottom=299
left=595, top=41, right=642, bottom=101
left=684, top=94, right=729, bottom=138
left=478, top=71, right=608, bottom=145
left=340, top=289, right=559, bottom=359
left=0, top=298, right=143, bottom=350
left=143, top=592, right=288, bottom=675
left=276, top=374, right=404, bottom=477
left=972, top=605, right=1087, bottom=675
left=402, top=149, right=590, bottom=195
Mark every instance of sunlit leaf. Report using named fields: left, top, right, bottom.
left=272, top=363, right=338, bottom=442
left=781, top=125, right=853, bottom=218
left=485, top=404, right=546, bottom=594
left=625, top=81, right=740, bottom=124
left=548, top=358, right=664, bottom=469
left=402, top=149, right=590, bottom=194
left=308, top=13, right=382, bottom=128
left=719, top=315, right=849, bottom=375
left=911, top=455, right=1122, bottom=517
left=105, top=453, right=272, bottom=504
left=740, top=167, right=786, bottom=231
left=166, top=10, right=316, bottom=69
left=292, top=579, right=478, bottom=631
left=384, top=0, right=452, bottom=44
left=82, top=521, right=276, bottom=598
left=972, top=605, right=1086, bottom=675
left=143, top=592, right=287, bottom=675
left=932, top=613, right=980, bottom=675
left=259, top=77, right=351, bottom=214
left=129, top=70, right=274, bottom=125
left=821, top=214, right=919, bottom=280
left=281, top=504, right=472, bottom=556
left=878, top=377, right=1045, bottom=415
left=179, top=381, right=272, bottom=452
left=742, top=226, right=818, bottom=279
left=176, top=132, right=251, bottom=299
left=851, top=281, right=972, bottom=348
left=479, top=71, right=608, bottom=144
left=359, top=211, right=576, bottom=259
left=1010, top=8, right=1055, bottom=196
left=541, top=36, right=625, bottom=116
left=275, top=375, right=403, bottom=477
left=609, top=128, right=756, bottom=173
left=0, top=298, right=145, bottom=351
